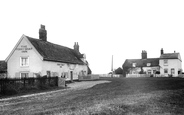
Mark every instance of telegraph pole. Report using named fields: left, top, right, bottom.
left=111, top=55, right=113, bottom=77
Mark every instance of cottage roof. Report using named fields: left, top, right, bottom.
left=160, top=53, right=179, bottom=59
left=26, top=36, right=85, bottom=64
left=0, top=61, right=7, bottom=72
left=123, top=58, right=159, bottom=68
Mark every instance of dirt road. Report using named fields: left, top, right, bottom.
left=0, top=80, right=110, bottom=115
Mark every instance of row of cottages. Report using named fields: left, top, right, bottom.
left=5, top=25, right=91, bottom=81
left=123, top=48, right=182, bottom=77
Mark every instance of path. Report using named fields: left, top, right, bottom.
left=0, top=80, right=110, bottom=114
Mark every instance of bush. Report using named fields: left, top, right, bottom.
left=150, top=74, right=154, bottom=77
left=2, top=83, right=19, bottom=95
left=155, top=71, right=160, bottom=74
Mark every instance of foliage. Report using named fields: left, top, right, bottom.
left=155, top=71, right=160, bottom=74
left=0, top=76, right=58, bottom=96
left=1, top=83, right=20, bottom=95
left=122, top=67, right=130, bottom=77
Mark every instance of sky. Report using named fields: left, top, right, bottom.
left=0, top=0, right=184, bottom=74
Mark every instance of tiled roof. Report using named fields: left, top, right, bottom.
left=123, top=58, right=159, bottom=68
left=26, top=36, right=85, bottom=64
left=0, top=61, right=7, bottom=72
left=160, top=53, right=179, bottom=59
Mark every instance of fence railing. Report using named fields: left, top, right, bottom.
left=78, top=74, right=100, bottom=81
left=0, top=76, right=58, bottom=95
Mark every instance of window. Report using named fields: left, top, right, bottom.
left=132, top=63, right=136, bottom=67
left=147, top=63, right=151, bottom=66
left=171, top=68, right=175, bottom=75
left=153, top=70, right=156, bottom=74
left=47, top=71, right=51, bottom=77
left=20, top=57, right=29, bottom=67
left=21, top=72, right=29, bottom=78
left=164, top=68, right=168, bottom=74
left=164, top=60, right=168, bottom=65
left=147, top=70, right=151, bottom=74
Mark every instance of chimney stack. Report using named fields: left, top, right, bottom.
left=161, top=48, right=164, bottom=55
left=141, top=50, right=147, bottom=59
left=39, top=25, right=47, bottom=41
left=74, top=42, right=80, bottom=53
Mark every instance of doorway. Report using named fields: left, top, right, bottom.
left=171, top=68, right=175, bottom=77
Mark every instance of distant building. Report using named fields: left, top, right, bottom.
left=5, top=25, right=91, bottom=81
left=0, top=61, right=7, bottom=78
left=123, top=48, right=182, bottom=77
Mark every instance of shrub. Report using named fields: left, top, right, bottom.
left=150, top=74, right=154, bottom=77
left=2, top=83, right=20, bottom=95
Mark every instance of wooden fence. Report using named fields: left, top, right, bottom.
left=78, top=74, right=100, bottom=81
left=0, top=76, right=58, bottom=95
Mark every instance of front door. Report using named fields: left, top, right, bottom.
left=70, top=71, right=73, bottom=82
left=171, top=68, right=175, bottom=77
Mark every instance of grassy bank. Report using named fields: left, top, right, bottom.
left=1, top=77, right=184, bottom=114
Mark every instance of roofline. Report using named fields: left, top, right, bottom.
left=43, top=58, right=86, bottom=65
left=128, top=65, right=160, bottom=68
left=5, top=34, right=26, bottom=62
left=160, top=58, right=182, bottom=62
left=5, top=35, right=44, bottom=62
left=25, top=36, right=43, bottom=61
left=126, top=58, right=160, bottom=60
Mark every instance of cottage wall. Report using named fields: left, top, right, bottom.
left=159, top=59, right=182, bottom=77
left=42, top=61, right=88, bottom=81
left=7, top=38, right=42, bottom=78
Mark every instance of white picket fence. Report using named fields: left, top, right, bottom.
left=126, top=74, right=163, bottom=78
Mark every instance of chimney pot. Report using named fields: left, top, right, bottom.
left=141, top=50, right=147, bottom=59
left=161, top=48, right=164, bottom=55
left=39, top=24, right=47, bottom=41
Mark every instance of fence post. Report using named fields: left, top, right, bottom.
left=56, top=77, right=58, bottom=86
left=23, top=78, right=26, bottom=88
left=0, top=79, right=2, bottom=94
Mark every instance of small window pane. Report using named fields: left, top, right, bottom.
left=21, top=73, right=29, bottom=78
left=132, top=63, right=136, bottom=67
left=21, top=57, right=29, bottom=66
left=164, top=60, right=168, bottom=64
left=147, top=63, right=151, bottom=66
left=171, top=68, right=175, bottom=74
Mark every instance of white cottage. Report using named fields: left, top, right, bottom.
left=159, top=48, right=182, bottom=77
left=5, top=25, right=90, bottom=81
left=123, top=48, right=182, bottom=77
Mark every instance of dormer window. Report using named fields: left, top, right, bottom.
left=132, top=63, right=136, bottom=67
left=147, top=63, right=151, bottom=66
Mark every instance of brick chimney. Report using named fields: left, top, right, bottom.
left=161, top=48, right=164, bottom=55
left=39, top=25, right=47, bottom=41
left=141, top=50, right=147, bottom=59
left=74, top=42, right=79, bottom=53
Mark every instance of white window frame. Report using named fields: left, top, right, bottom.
left=20, top=57, right=29, bottom=67
left=20, top=72, right=29, bottom=78
left=171, top=68, right=175, bottom=75
left=147, top=63, right=151, bottom=66
left=164, top=60, right=168, bottom=66
left=132, top=63, right=136, bottom=67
